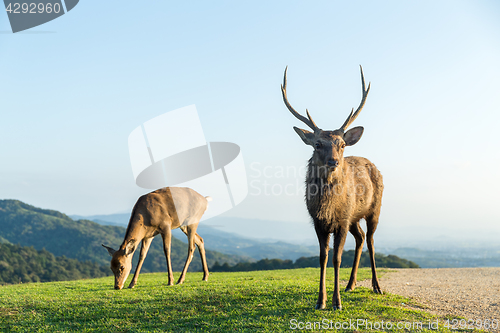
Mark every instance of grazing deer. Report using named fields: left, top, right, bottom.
left=281, top=66, right=383, bottom=310
left=102, top=187, right=210, bottom=290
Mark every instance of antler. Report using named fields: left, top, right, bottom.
left=281, top=66, right=320, bottom=133
left=339, top=65, right=371, bottom=132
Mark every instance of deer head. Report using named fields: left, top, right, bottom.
left=102, top=242, right=136, bottom=290
left=281, top=66, right=370, bottom=176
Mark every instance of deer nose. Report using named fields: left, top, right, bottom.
left=327, top=160, right=339, bottom=168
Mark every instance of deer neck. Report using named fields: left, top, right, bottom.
left=305, top=159, right=348, bottom=223
left=120, top=217, right=146, bottom=251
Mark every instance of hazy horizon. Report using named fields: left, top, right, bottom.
left=2, top=1, right=500, bottom=246
left=68, top=210, right=500, bottom=252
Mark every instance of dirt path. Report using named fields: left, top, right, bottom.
left=358, top=268, right=500, bottom=330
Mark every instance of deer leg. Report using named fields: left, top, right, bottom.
left=314, top=227, right=330, bottom=310
left=194, top=233, right=209, bottom=281
left=128, top=237, right=153, bottom=289
left=177, top=224, right=197, bottom=285
left=161, top=228, right=174, bottom=286
left=332, top=226, right=348, bottom=310
left=345, top=222, right=365, bottom=291
left=366, top=214, right=382, bottom=294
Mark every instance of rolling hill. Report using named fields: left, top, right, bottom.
left=0, top=243, right=109, bottom=284
left=72, top=213, right=319, bottom=261
left=0, top=200, right=247, bottom=274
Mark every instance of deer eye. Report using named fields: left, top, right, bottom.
left=120, top=266, right=125, bottom=271
left=315, top=142, right=322, bottom=149
left=341, top=143, right=346, bottom=149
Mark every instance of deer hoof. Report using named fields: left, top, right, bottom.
left=345, top=286, right=355, bottom=292
left=128, top=283, right=136, bottom=289
left=373, top=288, right=383, bottom=294
left=315, top=303, right=326, bottom=310
left=332, top=298, right=342, bottom=310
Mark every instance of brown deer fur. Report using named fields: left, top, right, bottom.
left=282, top=67, right=384, bottom=310
left=102, top=187, right=210, bottom=290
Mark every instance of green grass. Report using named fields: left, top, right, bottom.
left=0, top=268, right=483, bottom=332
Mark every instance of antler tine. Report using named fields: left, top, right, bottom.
left=340, top=65, right=371, bottom=132
left=305, top=109, right=318, bottom=129
left=340, top=108, right=354, bottom=131
left=281, top=66, right=320, bottom=132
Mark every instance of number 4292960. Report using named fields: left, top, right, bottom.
left=444, top=319, right=498, bottom=330
left=5, top=3, right=62, bottom=14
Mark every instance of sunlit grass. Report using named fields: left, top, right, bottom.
left=0, top=268, right=483, bottom=332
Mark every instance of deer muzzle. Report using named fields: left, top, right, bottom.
left=327, top=159, right=339, bottom=169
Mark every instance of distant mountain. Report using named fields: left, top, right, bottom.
left=178, top=226, right=317, bottom=261
left=194, top=216, right=318, bottom=244
left=71, top=213, right=500, bottom=268
left=70, top=213, right=131, bottom=227
left=388, top=247, right=500, bottom=268
left=0, top=200, right=247, bottom=273
left=70, top=214, right=316, bottom=242
left=73, top=213, right=318, bottom=261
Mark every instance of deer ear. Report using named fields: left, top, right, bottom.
left=102, top=244, right=116, bottom=257
left=124, top=240, right=136, bottom=257
left=344, top=126, right=364, bottom=146
left=293, top=127, right=315, bottom=146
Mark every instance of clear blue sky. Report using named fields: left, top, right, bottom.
left=1, top=1, right=500, bottom=242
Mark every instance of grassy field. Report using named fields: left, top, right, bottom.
left=0, top=268, right=480, bottom=332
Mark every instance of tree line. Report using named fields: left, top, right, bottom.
left=211, top=249, right=419, bottom=272
left=0, top=243, right=110, bottom=285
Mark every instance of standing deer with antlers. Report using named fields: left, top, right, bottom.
left=281, top=66, right=383, bottom=310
